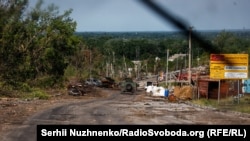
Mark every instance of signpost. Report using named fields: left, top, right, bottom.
left=210, top=54, right=249, bottom=104
left=210, top=54, right=248, bottom=79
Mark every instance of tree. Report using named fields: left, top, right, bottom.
left=0, top=0, right=29, bottom=86
left=0, top=0, right=81, bottom=88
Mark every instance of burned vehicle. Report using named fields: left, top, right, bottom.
left=67, top=83, right=93, bottom=96
left=100, top=77, right=117, bottom=88
left=120, top=78, right=137, bottom=94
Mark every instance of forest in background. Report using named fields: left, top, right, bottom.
left=75, top=30, right=250, bottom=80
left=1, top=0, right=250, bottom=97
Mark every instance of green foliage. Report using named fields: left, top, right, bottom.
left=17, top=83, right=33, bottom=92
left=22, top=89, right=50, bottom=100
left=64, top=65, right=78, bottom=78
left=192, top=98, right=217, bottom=107
left=79, top=30, right=250, bottom=80
left=30, top=75, right=66, bottom=89
left=213, top=30, right=247, bottom=53
left=0, top=0, right=81, bottom=90
left=191, top=96, right=250, bottom=114
left=0, top=83, right=49, bottom=100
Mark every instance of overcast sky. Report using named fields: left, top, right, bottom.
left=28, top=0, right=250, bottom=32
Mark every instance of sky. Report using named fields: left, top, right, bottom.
left=28, top=0, right=250, bottom=32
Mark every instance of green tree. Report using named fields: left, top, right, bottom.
left=0, top=0, right=29, bottom=86
left=212, top=30, right=242, bottom=53
left=0, top=0, right=81, bottom=88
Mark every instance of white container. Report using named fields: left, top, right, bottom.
left=152, top=86, right=165, bottom=96
left=146, top=85, right=154, bottom=93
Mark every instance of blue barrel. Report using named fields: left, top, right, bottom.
left=164, top=89, right=169, bottom=97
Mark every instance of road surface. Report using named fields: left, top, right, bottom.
left=1, top=89, right=250, bottom=141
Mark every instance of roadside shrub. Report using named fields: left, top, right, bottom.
left=30, top=76, right=65, bottom=89
left=30, top=90, right=50, bottom=100
left=22, top=89, right=50, bottom=100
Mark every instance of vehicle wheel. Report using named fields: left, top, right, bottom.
left=126, top=84, right=132, bottom=91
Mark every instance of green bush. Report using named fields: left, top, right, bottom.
left=22, top=89, right=50, bottom=100
left=64, top=65, right=77, bottom=78
left=31, top=90, right=50, bottom=100
left=29, top=76, right=65, bottom=88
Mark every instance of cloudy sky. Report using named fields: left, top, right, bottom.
left=28, top=0, right=250, bottom=32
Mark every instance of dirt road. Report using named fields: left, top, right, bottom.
left=1, top=88, right=250, bottom=141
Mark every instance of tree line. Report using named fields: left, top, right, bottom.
left=79, top=30, right=250, bottom=80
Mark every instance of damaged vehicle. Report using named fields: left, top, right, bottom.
left=120, top=78, right=137, bottom=94
left=85, top=78, right=102, bottom=87
left=67, top=83, right=93, bottom=96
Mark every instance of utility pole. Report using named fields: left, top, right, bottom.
left=188, top=26, right=193, bottom=85
left=166, top=49, right=169, bottom=87
left=89, top=49, right=92, bottom=79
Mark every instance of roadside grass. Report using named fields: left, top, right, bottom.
left=21, top=89, right=50, bottom=100
left=0, top=86, right=50, bottom=100
left=191, top=95, right=250, bottom=114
